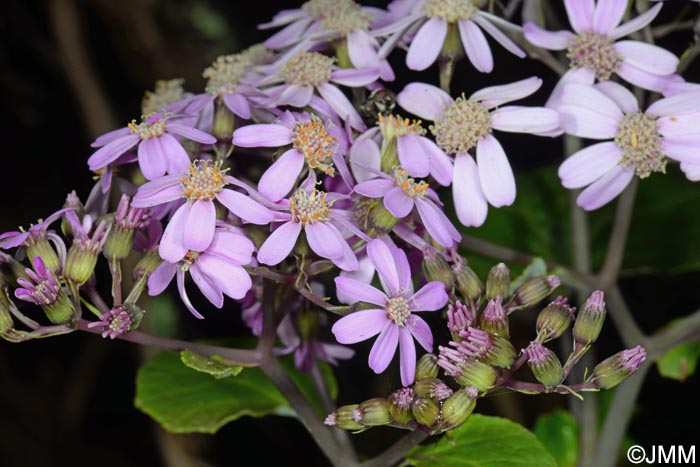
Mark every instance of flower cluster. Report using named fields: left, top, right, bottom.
left=2, top=0, right=683, bottom=443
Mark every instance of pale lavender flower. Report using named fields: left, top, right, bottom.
left=132, top=159, right=274, bottom=262
left=376, top=0, right=525, bottom=73
left=88, top=113, right=217, bottom=180
left=256, top=51, right=378, bottom=130
left=168, top=49, right=271, bottom=118
left=524, top=1, right=677, bottom=93
left=257, top=186, right=363, bottom=271
left=0, top=208, right=70, bottom=250
left=259, top=0, right=385, bottom=49
left=354, top=167, right=461, bottom=248
left=558, top=82, right=700, bottom=210
left=233, top=111, right=350, bottom=201
left=147, top=223, right=255, bottom=318
left=331, top=239, right=448, bottom=386
left=87, top=307, right=135, bottom=339
left=397, top=78, right=559, bottom=227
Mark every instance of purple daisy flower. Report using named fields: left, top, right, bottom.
left=168, top=48, right=272, bottom=119
left=132, top=159, right=274, bottom=263
left=397, top=78, right=559, bottom=227
left=331, top=239, right=448, bottom=386
left=256, top=185, right=364, bottom=271
left=147, top=222, right=255, bottom=319
left=259, top=0, right=386, bottom=49
left=375, top=0, right=525, bottom=73
left=558, top=82, right=700, bottom=210
left=354, top=167, right=461, bottom=248
left=524, top=1, right=677, bottom=93
left=256, top=50, right=378, bottom=131
left=233, top=111, right=349, bottom=201
left=88, top=113, right=217, bottom=181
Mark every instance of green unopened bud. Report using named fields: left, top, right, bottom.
left=388, top=387, right=415, bottom=424
left=451, top=359, right=498, bottom=392
left=573, top=290, right=606, bottom=344
left=411, top=396, right=440, bottom=427
left=329, top=404, right=365, bottom=431
left=485, top=263, right=510, bottom=300
left=422, top=248, right=454, bottom=290
left=413, top=378, right=453, bottom=401
left=456, top=326, right=515, bottom=368
left=439, top=387, right=478, bottom=432
left=452, top=257, right=483, bottom=302
left=536, top=296, right=575, bottom=342
left=509, top=275, right=561, bottom=310
left=369, top=203, right=399, bottom=231
left=43, top=292, right=75, bottom=324
left=440, top=23, right=464, bottom=60
left=103, top=195, right=149, bottom=260
left=352, top=398, right=392, bottom=426
left=416, top=353, right=439, bottom=381
left=134, top=249, right=162, bottom=280
left=25, top=237, right=61, bottom=275
left=61, top=191, right=84, bottom=238
left=212, top=99, right=236, bottom=142
left=65, top=220, right=110, bottom=286
left=587, top=346, right=646, bottom=389
left=523, top=342, right=564, bottom=390
left=480, top=297, right=509, bottom=339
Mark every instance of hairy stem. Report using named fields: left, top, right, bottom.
left=599, top=179, right=638, bottom=285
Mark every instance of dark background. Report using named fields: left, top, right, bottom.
left=0, top=1, right=698, bottom=466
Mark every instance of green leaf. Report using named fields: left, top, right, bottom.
left=533, top=410, right=579, bottom=467
left=135, top=351, right=336, bottom=433
left=405, top=414, right=557, bottom=467
left=180, top=350, right=243, bottom=379
left=656, top=340, right=700, bottom=381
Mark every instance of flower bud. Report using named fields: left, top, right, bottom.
left=523, top=342, right=564, bottom=390
left=369, top=202, right=399, bottom=232
left=65, top=220, right=110, bottom=286
left=447, top=301, right=474, bottom=340
left=415, top=353, right=439, bottom=381
left=61, top=191, right=84, bottom=238
left=327, top=404, right=365, bottom=431
left=413, top=378, right=453, bottom=401
left=104, top=195, right=149, bottom=260
left=572, top=290, right=606, bottom=345
left=536, top=296, right=576, bottom=342
left=588, top=346, right=646, bottom=389
left=212, top=98, right=236, bottom=142
left=134, top=249, right=162, bottom=280
left=457, top=326, right=516, bottom=368
left=439, top=387, right=478, bottom=432
left=452, top=257, right=483, bottom=302
left=411, top=396, right=440, bottom=427
left=24, top=235, right=62, bottom=275
left=509, top=275, right=560, bottom=310
left=352, top=398, right=392, bottom=427
left=388, top=387, right=415, bottom=424
left=481, top=297, right=509, bottom=339
left=485, top=263, right=510, bottom=300
left=438, top=346, right=497, bottom=392
left=422, top=247, right=454, bottom=290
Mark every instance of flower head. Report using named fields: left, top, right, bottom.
left=332, top=239, right=448, bottom=386
left=558, top=83, right=700, bottom=209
